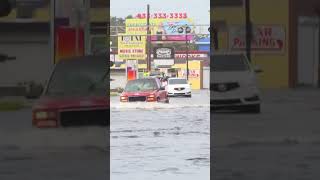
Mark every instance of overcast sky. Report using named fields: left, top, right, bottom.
left=110, top=0, right=210, bottom=24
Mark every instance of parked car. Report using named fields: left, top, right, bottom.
left=211, top=54, right=262, bottom=113
left=166, top=78, right=192, bottom=97
left=120, top=78, right=169, bottom=103
left=32, top=56, right=109, bottom=128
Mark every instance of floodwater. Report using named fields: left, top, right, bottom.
left=110, top=90, right=210, bottom=180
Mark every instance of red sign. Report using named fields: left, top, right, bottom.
left=229, top=25, right=286, bottom=53
left=55, top=27, right=84, bottom=63
left=135, top=12, right=188, bottom=19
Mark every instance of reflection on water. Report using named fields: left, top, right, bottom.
left=110, top=98, right=210, bottom=180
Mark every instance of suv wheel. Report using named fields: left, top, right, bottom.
left=165, top=98, right=169, bottom=103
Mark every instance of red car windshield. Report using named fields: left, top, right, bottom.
left=45, top=57, right=107, bottom=96
left=124, top=79, right=158, bottom=92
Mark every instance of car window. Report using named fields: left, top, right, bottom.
left=169, top=79, right=188, bottom=84
left=212, top=55, right=250, bottom=72
left=46, top=58, right=107, bottom=96
left=124, top=79, right=158, bottom=92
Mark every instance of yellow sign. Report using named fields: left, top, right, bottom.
left=118, top=34, right=146, bottom=60
left=125, top=18, right=194, bottom=41
left=172, top=61, right=203, bottom=90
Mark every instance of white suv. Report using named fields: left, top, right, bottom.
left=166, top=78, right=192, bottom=97
left=211, top=54, right=262, bottom=113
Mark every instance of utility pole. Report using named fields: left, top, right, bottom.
left=146, top=4, right=151, bottom=72
left=245, top=0, right=252, bottom=62
left=50, top=0, right=56, bottom=64
left=314, top=8, right=320, bottom=87
left=186, top=30, right=189, bottom=80
left=84, top=0, right=91, bottom=55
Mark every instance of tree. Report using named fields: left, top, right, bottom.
left=0, top=0, right=11, bottom=17
left=126, top=15, right=133, bottom=19
left=110, top=16, right=133, bottom=51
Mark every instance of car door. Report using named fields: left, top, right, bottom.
left=155, top=78, right=166, bottom=100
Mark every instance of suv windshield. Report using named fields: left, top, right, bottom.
left=124, top=79, right=158, bottom=92
left=169, top=79, right=188, bottom=84
left=212, top=55, right=250, bottom=72
left=46, top=57, right=107, bottom=96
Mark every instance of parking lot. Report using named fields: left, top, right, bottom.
left=213, top=88, right=320, bottom=180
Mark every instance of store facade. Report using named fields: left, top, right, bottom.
left=213, top=0, right=320, bottom=88
left=0, top=1, right=106, bottom=95
left=213, top=0, right=290, bottom=88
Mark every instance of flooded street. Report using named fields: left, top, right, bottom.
left=110, top=90, right=210, bottom=180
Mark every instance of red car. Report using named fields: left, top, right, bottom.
left=120, top=78, right=169, bottom=103
left=32, top=56, right=109, bottom=128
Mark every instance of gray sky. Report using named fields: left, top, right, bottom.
left=110, top=0, right=210, bottom=24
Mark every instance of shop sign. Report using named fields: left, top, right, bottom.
left=175, top=53, right=208, bottom=59
left=118, top=34, right=146, bottom=60
left=229, top=25, right=286, bottom=53
left=125, top=18, right=194, bottom=41
left=153, top=47, right=175, bottom=66
left=180, top=69, right=200, bottom=78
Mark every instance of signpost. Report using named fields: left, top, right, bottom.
left=118, top=34, right=146, bottom=60
left=153, top=47, right=175, bottom=66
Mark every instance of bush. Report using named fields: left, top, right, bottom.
left=0, top=101, right=25, bottom=111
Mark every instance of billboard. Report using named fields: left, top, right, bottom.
left=118, top=34, right=146, bottom=60
left=125, top=18, right=194, bottom=41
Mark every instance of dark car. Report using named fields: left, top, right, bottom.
left=120, top=78, right=169, bottom=103
left=32, top=56, right=109, bottom=128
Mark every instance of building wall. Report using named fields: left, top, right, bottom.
left=289, top=0, right=320, bottom=87
left=0, top=32, right=52, bottom=86
left=213, top=0, right=290, bottom=88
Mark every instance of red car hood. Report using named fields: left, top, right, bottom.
left=121, top=90, right=157, bottom=97
left=33, top=96, right=109, bottom=110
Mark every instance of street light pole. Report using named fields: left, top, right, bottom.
left=146, top=4, right=151, bottom=72
left=245, top=0, right=252, bottom=62
left=50, top=0, right=56, bottom=64
left=179, top=26, right=191, bottom=80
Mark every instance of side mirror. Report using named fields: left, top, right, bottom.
left=254, top=66, right=263, bottom=73
left=0, top=0, right=12, bottom=17
left=25, top=83, right=44, bottom=99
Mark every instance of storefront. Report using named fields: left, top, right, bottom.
left=0, top=2, right=107, bottom=93
left=289, top=0, right=320, bottom=88
left=213, top=0, right=320, bottom=88
left=213, top=0, right=290, bottom=88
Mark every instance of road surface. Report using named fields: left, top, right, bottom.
left=110, top=90, right=210, bottom=180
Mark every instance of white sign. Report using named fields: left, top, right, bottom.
left=110, top=54, right=123, bottom=62
left=155, top=48, right=173, bottom=59
left=175, top=53, right=208, bottom=59
left=154, top=59, right=175, bottom=66
left=229, top=25, right=286, bottom=53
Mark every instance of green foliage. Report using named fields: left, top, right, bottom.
left=0, top=101, right=25, bottom=111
